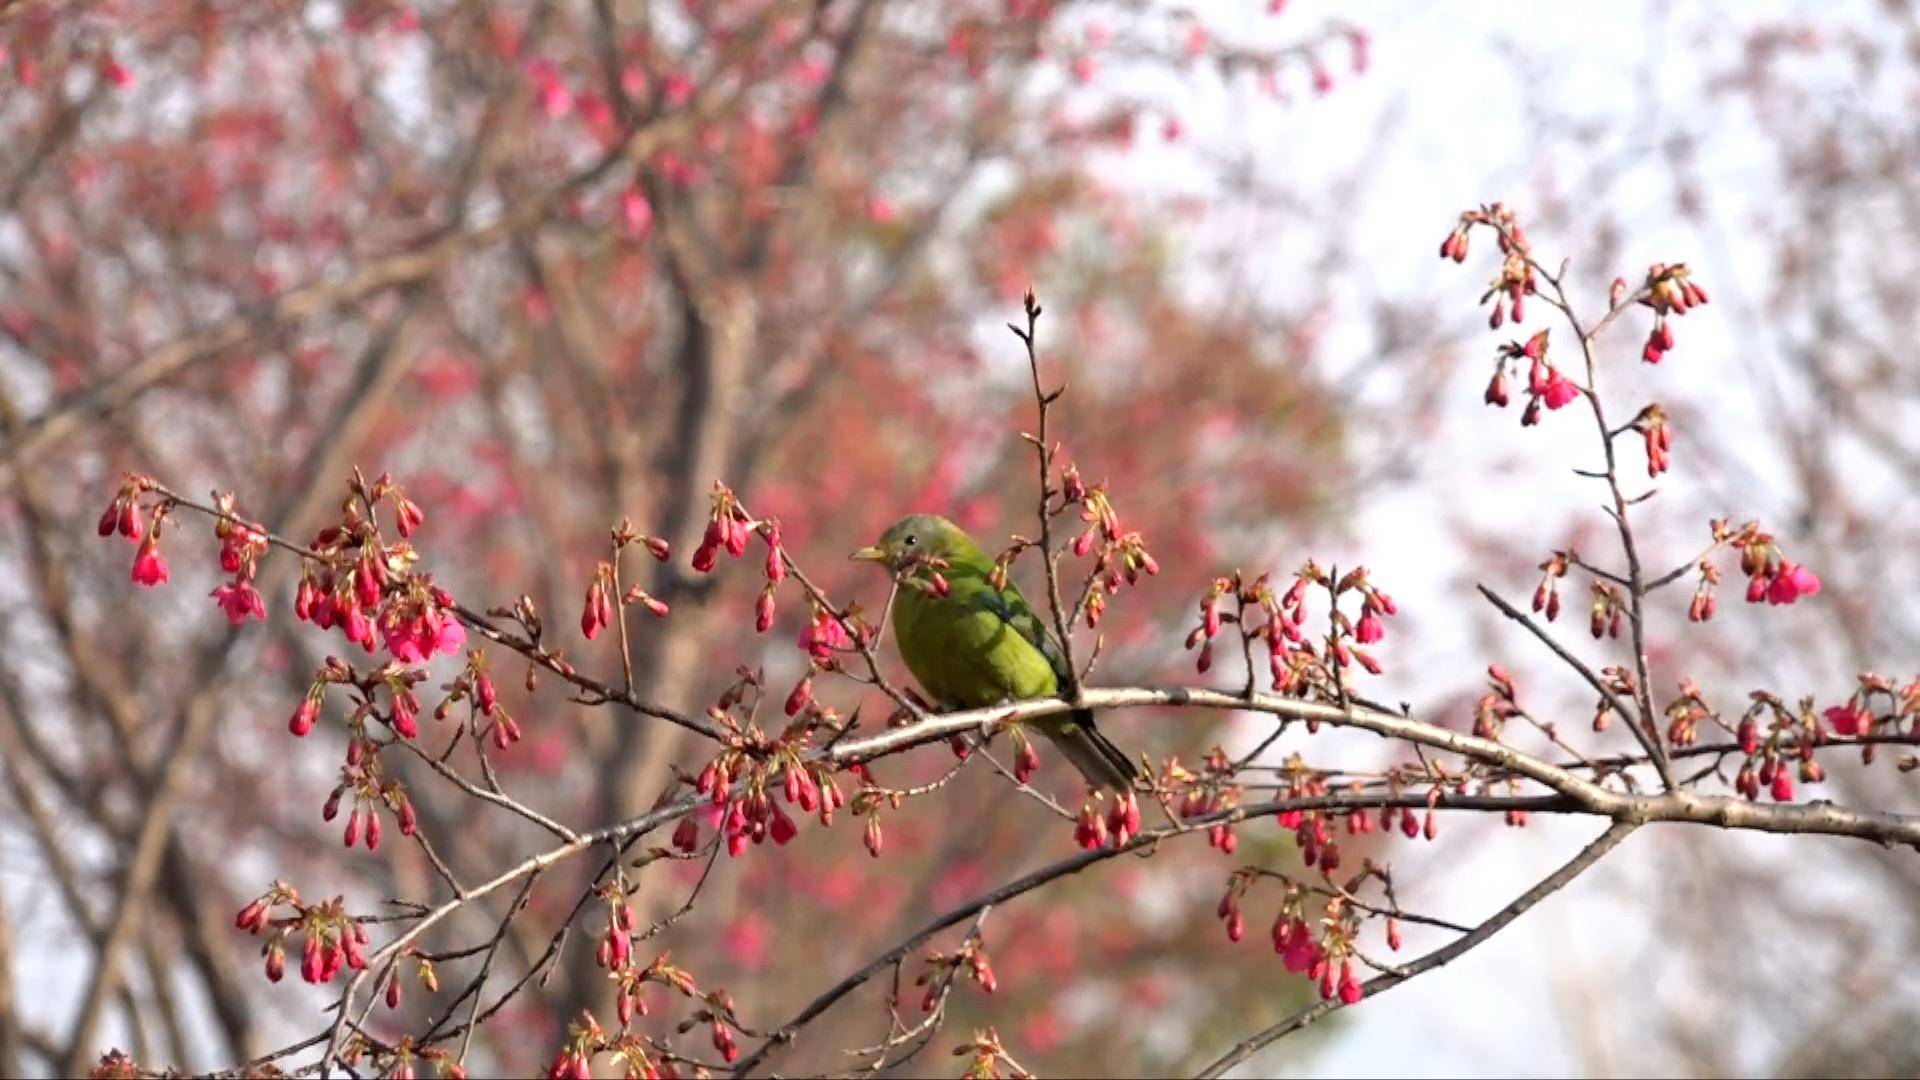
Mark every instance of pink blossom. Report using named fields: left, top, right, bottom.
left=528, top=60, right=571, bottom=118
left=1540, top=371, right=1580, bottom=410
left=620, top=189, right=653, bottom=237
left=1765, top=562, right=1821, bottom=605
left=382, top=606, right=468, bottom=662
left=212, top=581, right=266, bottom=625
left=1824, top=702, right=1868, bottom=736
left=1354, top=611, right=1384, bottom=645
left=434, top=616, right=466, bottom=654
left=131, top=541, right=169, bottom=587
left=797, top=612, right=851, bottom=662
left=343, top=605, right=374, bottom=649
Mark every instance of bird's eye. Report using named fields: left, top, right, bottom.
left=903, top=535, right=918, bottom=546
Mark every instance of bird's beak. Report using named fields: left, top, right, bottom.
left=849, top=545, right=888, bottom=564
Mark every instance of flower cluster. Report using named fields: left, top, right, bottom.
left=1482, top=331, right=1582, bottom=424
left=1634, top=262, right=1709, bottom=363
left=1071, top=789, right=1141, bottom=850
left=675, top=675, right=850, bottom=860
left=285, top=473, right=467, bottom=665
left=1630, top=403, right=1674, bottom=476
left=1218, top=872, right=1368, bottom=1005
left=99, top=474, right=170, bottom=586
left=233, top=885, right=366, bottom=986
left=1472, top=664, right=1521, bottom=739
left=1168, top=751, right=1244, bottom=854
left=690, top=482, right=754, bottom=574
left=1270, top=757, right=1343, bottom=871
left=917, top=936, right=999, bottom=1011
left=1192, top=563, right=1397, bottom=691
left=1437, top=202, right=1536, bottom=328
left=320, top=731, right=419, bottom=851
left=994, top=463, right=1158, bottom=629
left=1731, top=692, right=1827, bottom=802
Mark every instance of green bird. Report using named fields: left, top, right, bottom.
left=852, top=514, right=1138, bottom=790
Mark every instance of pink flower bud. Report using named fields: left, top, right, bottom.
left=769, top=801, right=798, bottom=845
left=785, top=675, right=812, bottom=717
left=236, top=899, right=267, bottom=932
left=1338, top=960, right=1364, bottom=1004
left=1015, top=739, right=1040, bottom=784
left=1770, top=768, right=1793, bottom=802
left=1484, top=369, right=1509, bottom=407
left=290, top=696, right=319, bottom=737
left=691, top=542, right=719, bottom=573
left=672, top=815, right=700, bottom=853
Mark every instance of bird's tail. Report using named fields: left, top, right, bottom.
left=1045, top=709, right=1139, bottom=791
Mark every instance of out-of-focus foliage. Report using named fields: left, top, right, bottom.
left=0, top=2, right=1391, bottom=1075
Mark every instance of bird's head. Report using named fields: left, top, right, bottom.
left=850, top=514, right=979, bottom=572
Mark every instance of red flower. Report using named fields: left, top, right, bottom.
left=131, top=540, right=169, bottom=587
left=796, top=610, right=851, bottom=662
left=383, top=605, right=467, bottom=662
left=1765, top=562, right=1821, bottom=605
left=1824, top=702, right=1869, bottom=736
left=1540, top=370, right=1579, bottom=410
left=212, top=581, right=266, bottom=625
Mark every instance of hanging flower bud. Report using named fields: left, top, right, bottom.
left=131, top=539, right=169, bottom=587
left=1014, top=738, right=1040, bottom=784
left=289, top=695, right=319, bottom=737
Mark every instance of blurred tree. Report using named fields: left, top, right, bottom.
left=0, top=1, right=1379, bottom=1074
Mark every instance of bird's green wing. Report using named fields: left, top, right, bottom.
left=964, top=571, right=1070, bottom=685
